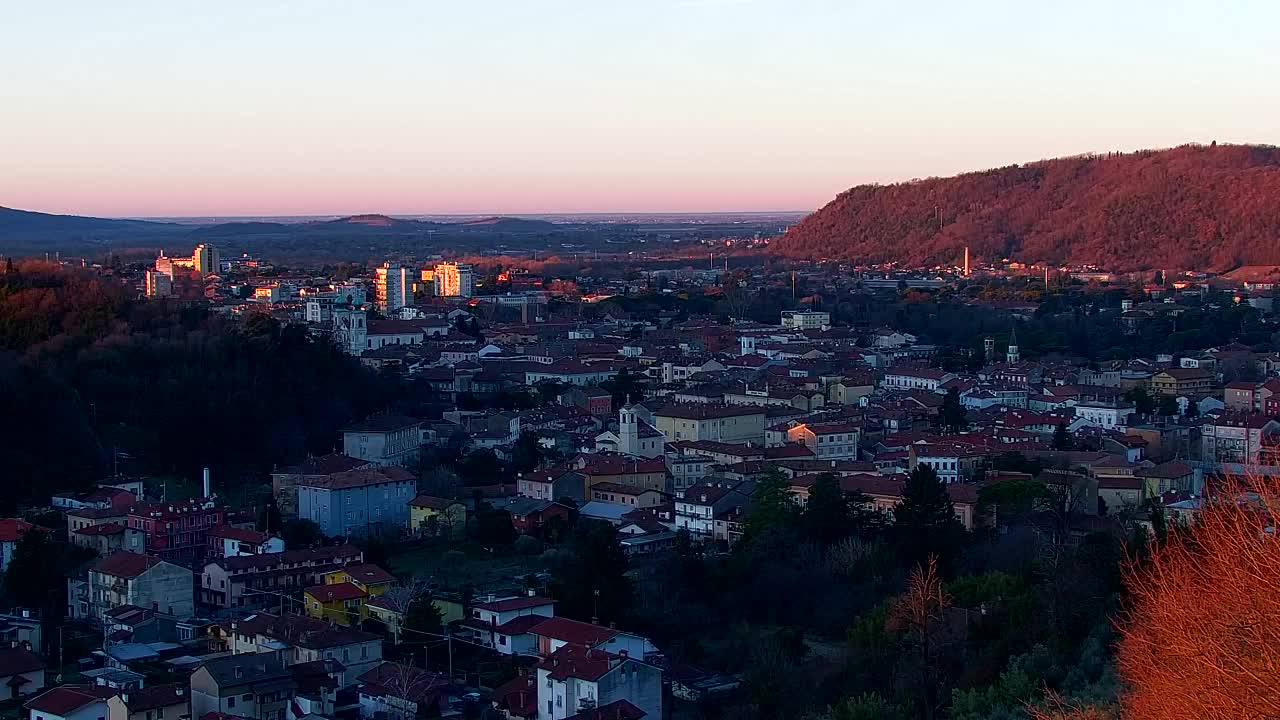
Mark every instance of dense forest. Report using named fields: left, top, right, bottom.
left=772, top=144, right=1280, bottom=271
left=0, top=261, right=396, bottom=512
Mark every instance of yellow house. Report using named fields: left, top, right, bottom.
left=326, top=563, right=395, bottom=596
left=304, top=581, right=368, bottom=625
left=408, top=495, right=467, bottom=539
left=304, top=563, right=396, bottom=625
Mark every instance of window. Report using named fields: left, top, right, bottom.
left=227, top=698, right=236, bottom=709
left=242, top=694, right=253, bottom=701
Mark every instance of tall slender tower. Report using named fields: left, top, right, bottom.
left=964, top=247, right=970, bottom=276
left=1006, top=327, right=1020, bottom=364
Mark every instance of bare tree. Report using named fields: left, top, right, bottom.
left=887, top=556, right=950, bottom=720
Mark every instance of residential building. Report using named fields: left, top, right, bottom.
left=189, top=653, right=294, bottom=720
left=193, top=243, right=220, bottom=274
left=296, top=466, right=417, bottom=538
left=0, top=647, right=45, bottom=701
left=104, top=685, right=188, bottom=720
left=272, top=454, right=375, bottom=518
left=126, top=498, right=225, bottom=565
left=433, top=262, right=474, bottom=298
left=227, top=613, right=382, bottom=686
left=534, top=643, right=662, bottom=720
left=1071, top=401, right=1136, bottom=430
left=205, top=527, right=284, bottom=559
left=880, top=369, right=954, bottom=392
left=786, top=422, right=859, bottom=459
left=1149, top=368, right=1215, bottom=397
left=70, top=523, right=146, bottom=557
left=460, top=596, right=556, bottom=655
left=0, top=519, right=43, bottom=573
left=407, top=496, right=467, bottom=539
left=651, top=404, right=768, bottom=445
left=675, top=483, right=752, bottom=538
left=780, top=310, right=830, bottom=331
left=356, top=663, right=456, bottom=719
left=342, top=416, right=422, bottom=467
left=144, top=270, right=172, bottom=298
left=303, top=564, right=394, bottom=626
left=200, top=545, right=363, bottom=609
left=86, top=552, right=194, bottom=622
left=24, top=685, right=115, bottom=720
left=375, top=263, right=411, bottom=312
left=1199, top=413, right=1280, bottom=467
left=588, top=483, right=664, bottom=508
left=573, top=455, right=668, bottom=495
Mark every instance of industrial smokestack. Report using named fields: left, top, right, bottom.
left=203, top=467, right=211, bottom=498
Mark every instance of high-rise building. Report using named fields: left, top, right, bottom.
left=433, top=262, right=473, bottom=298
left=155, top=252, right=175, bottom=279
left=193, top=244, right=221, bottom=274
left=375, top=262, right=411, bottom=312
left=144, top=269, right=173, bottom=298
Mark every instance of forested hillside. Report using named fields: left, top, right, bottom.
left=772, top=144, right=1280, bottom=271
left=0, top=261, right=397, bottom=512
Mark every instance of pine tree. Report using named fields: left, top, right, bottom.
left=745, top=467, right=798, bottom=539
left=938, top=387, right=967, bottom=434
left=894, top=464, right=967, bottom=570
left=1051, top=422, right=1074, bottom=451
left=803, top=473, right=853, bottom=545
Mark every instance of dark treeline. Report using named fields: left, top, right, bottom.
left=0, top=261, right=395, bottom=511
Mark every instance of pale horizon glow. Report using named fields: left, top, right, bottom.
left=2, top=1, right=1277, bottom=218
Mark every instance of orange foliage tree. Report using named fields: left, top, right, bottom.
left=1045, top=474, right=1280, bottom=719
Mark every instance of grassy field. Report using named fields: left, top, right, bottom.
left=388, top=541, right=544, bottom=592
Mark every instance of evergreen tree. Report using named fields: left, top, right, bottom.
left=745, top=467, right=798, bottom=539
left=403, top=595, right=444, bottom=637
left=803, top=473, right=854, bottom=545
left=1051, top=422, right=1074, bottom=451
left=549, top=521, right=632, bottom=623
left=894, top=464, right=967, bottom=570
left=3, top=530, right=61, bottom=611
left=938, top=387, right=967, bottom=434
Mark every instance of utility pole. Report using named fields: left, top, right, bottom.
left=447, top=634, right=454, bottom=683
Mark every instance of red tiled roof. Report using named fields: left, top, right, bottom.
left=207, top=526, right=271, bottom=544
left=408, top=494, right=455, bottom=510
left=0, top=648, right=45, bottom=677
left=565, top=700, right=646, bottom=720
left=25, top=686, right=114, bottom=715
left=118, top=684, right=186, bottom=711
left=305, top=582, right=367, bottom=602
left=92, top=551, right=161, bottom=579
left=341, top=563, right=395, bottom=586
left=472, top=596, right=555, bottom=614
left=300, top=466, right=416, bottom=490
left=221, top=545, right=362, bottom=572
left=279, top=453, right=372, bottom=476
left=492, top=673, right=538, bottom=718
left=528, top=617, right=618, bottom=647
left=536, top=643, right=618, bottom=681
left=0, top=519, right=37, bottom=543
left=72, top=522, right=127, bottom=536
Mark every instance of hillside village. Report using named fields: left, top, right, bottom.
left=4, top=248, right=1280, bottom=720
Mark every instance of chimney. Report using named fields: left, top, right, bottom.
left=122, top=694, right=129, bottom=704
left=234, top=666, right=243, bottom=679
left=203, top=468, right=211, bottom=498
left=96, top=677, right=107, bottom=686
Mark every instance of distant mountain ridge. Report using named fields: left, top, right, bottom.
left=770, top=144, right=1280, bottom=272
left=0, top=206, right=174, bottom=233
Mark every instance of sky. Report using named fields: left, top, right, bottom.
left=2, top=1, right=1277, bottom=218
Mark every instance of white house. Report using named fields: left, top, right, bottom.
left=1071, top=401, right=1136, bottom=430
left=534, top=644, right=662, bottom=720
